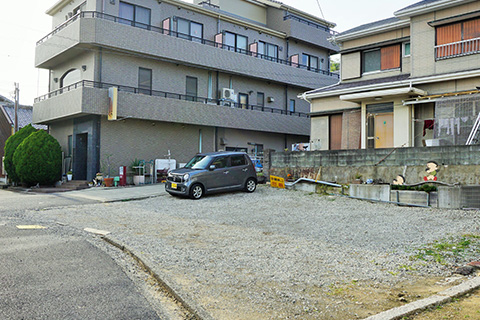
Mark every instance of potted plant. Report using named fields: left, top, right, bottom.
left=67, top=171, right=73, bottom=181
left=352, top=173, right=363, bottom=184
left=131, top=158, right=144, bottom=185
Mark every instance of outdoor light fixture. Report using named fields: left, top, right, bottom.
left=82, top=65, right=87, bottom=71
left=53, top=78, right=58, bottom=83
left=374, top=97, right=383, bottom=101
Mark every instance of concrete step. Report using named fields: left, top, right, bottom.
left=62, top=180, right=90, bottom=190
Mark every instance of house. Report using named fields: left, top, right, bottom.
left=33, top=0, right=339, bottom=181
left=302, top=0, right=480, bottom=151
left=0, top=96, right=46, bottom=177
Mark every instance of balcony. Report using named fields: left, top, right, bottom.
left=35, top=12, right=339, bottom=89
left=33, top=80, right=310, bottom=136
left=282, top=15, right=339, bottom=52
left=435, top=37, right=480, bottom=60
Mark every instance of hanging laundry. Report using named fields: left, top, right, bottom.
left=423, top=120, right=434, bottom=136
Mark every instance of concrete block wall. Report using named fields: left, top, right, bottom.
left=266, top=145, right=480, bottom=185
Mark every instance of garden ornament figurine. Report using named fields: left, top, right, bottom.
left=424, top=161, right=439, bottom=181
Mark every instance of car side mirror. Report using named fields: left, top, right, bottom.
left=209, top=165, right=216, bottom=171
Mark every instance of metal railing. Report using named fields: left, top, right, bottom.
left=283, top=14, right=338, bottom=36
left=36, top=11, right=339, bottom=78
left=435, top=37, right=480, bottom=60
left=34, top=80, right=310, bottom=118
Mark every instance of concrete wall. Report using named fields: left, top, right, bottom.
left=267, top=145, right=480, bottom=185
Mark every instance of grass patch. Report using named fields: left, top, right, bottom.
left=410, top=235, right=480, bottom=265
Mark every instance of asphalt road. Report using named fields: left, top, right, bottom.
left=0, top=223, right=160, bottom=319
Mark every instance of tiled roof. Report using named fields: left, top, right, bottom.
left=306, top=74, right=411, bottom=95
left=1, top=105, right=47, bottom=130
left=336, top=17, right=402, bottom=37
left=396, top=0, right=441, bottom=13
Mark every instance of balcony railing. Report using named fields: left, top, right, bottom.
left=283, top=14, right=338, bottom=36
left=435, top=37, right=480, bottom=60
left=34, top=80, right=310, bottom=118
left=36, top=11, right=339, bottom=79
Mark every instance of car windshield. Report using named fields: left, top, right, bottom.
left=184, top=155, right=213, bottom=169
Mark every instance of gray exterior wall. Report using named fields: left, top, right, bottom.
left=36, top=7, right=338, bottom=89
left=34, top=86, right=310, bottom=136
left=99, top=117, right=215, bottom=176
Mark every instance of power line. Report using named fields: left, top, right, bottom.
left=315, top=0, right=325, bottom=20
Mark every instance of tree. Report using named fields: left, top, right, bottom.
left=13, top=130, right=62, bottom=186
left=3, top=124, right=37, bottom=183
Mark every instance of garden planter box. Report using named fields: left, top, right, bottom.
left=390, top=190, right=438, bottom=207
left=349, top=184, right=390, bottom=202
left=133, top=175, right=144, bottom=186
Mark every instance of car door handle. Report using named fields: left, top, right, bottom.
left=242, top=168, right=248, bottom=172
left=223, top=171, right=229, bottom=174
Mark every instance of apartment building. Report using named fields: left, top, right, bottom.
left=302, top=0, right=480, bottom=151
left=33, top=0, right=339, bottom=181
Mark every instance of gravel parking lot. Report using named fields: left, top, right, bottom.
left=23, top=185, right=480, bottom=319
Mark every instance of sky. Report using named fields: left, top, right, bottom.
left=0, top=0, right=418, bottom=105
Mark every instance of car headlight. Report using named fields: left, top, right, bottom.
left=183, top=173, right=190, bottom=181
left=168, top=172, right=173, bottom=177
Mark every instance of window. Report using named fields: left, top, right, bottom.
left=60, top=69, right=81, bottom=88
left=289, top=99, right=296, bottom=113
left=119, top=2, right=151, bottom=29
left=238, top=93, right=249, bottom=109
left=436, top=18, right=480, bottom=58
left=403, top=42, right=411, bottom=57
left=177, top=18, right=203, bottom=43
left=224, top=31, right=248, bottom=53
left=257, top=92, right=264, bottom=107
left=301, top=53, right=319, bottom=71
left=230, top=155, right=247, bottom=167
left=138, top=68, right=152, bottom=94
left=362, top=44, right=401, bottom=73
left=211, top=156, right=228, bottom=168
left=186, top=76, right=198, bottom=101
left=258, top=41, right=279, bottom=61
left=73, top=2, right=86, bottom=15
left=207, top=72, right=213, bottom=100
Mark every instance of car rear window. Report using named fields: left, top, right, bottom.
left=230, top=155, right=247, bottom=167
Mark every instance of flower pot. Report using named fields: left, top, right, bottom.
left=104, top=177, right=114, bottom=187
left=67, top=174, right=72, bottom=181
left=133, top=175, right=144, bottom=186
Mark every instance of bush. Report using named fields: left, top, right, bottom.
left=3, top=124, right=37, bottom=183
left=13, top=130, right=62, bottom=186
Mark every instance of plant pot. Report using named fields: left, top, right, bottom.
left=133, top=175, right=144, bottom=186
left=67, top=174, right=72, bottom=181
left=104, top=177, right=114, bottom=187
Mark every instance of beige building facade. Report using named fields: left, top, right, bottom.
left=303, top=0, right=480, bottom=152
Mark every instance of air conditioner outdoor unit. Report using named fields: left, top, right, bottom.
left=222, top=88, right=235, bottom=100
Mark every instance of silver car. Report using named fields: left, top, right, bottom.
left=165, top=151, right=257, bottom=199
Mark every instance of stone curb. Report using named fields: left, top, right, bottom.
left=365, top=276, right=480, bottom=320
left=102, top=235, right=215, bottom=320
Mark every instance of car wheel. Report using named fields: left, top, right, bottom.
left=244, top=178, right=257, bottom=193
left=189, top=184, right=204, bottom=199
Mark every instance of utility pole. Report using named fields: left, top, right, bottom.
left=14, top=83, right=19, bottom=133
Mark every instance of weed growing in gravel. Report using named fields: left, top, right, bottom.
left=410, top=234, right=480, bottom=266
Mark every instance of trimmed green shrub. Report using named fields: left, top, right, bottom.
left=13, top=130, right=62, bottom=186
left=4, top=124, right=37, bottom=183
